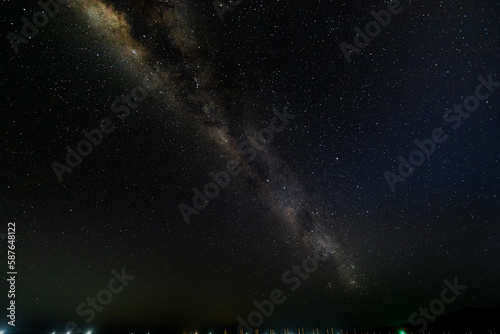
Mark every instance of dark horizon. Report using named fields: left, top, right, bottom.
left=14, top=306, right=500, bottom=334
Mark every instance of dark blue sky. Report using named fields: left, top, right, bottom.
left=1, top=0, right=499, bottom=333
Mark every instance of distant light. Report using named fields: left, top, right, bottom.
left=399, top=330, right=406, bottom=334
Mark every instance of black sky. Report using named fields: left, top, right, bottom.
left=1, top=0, right=500, bottom=333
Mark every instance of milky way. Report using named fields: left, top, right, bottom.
left=66, top=0, right=365, bottom=289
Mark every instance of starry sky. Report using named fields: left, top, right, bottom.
left=1, top=0, right=500, bottom=333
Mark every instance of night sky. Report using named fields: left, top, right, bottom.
left=1, top=0, right=500, bottom=333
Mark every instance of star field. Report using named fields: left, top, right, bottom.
left=0, top=0, right=499, bottom=333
